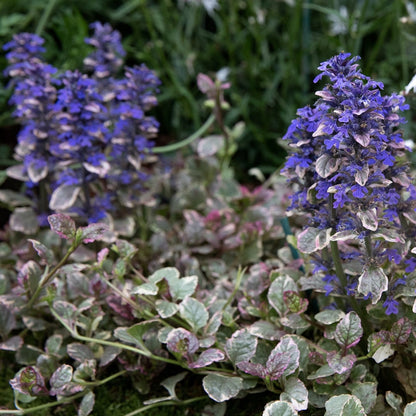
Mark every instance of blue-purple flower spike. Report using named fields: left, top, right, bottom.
left=4, top=23, right=161, bottom=225
left=282, top=52, right=416, bottom=315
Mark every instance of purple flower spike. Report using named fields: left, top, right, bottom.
left=282, top=53, right=416, bottom=314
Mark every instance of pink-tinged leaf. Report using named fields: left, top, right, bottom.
left=49, top=184, right=81, bottom=210
left=390, top=318, right=412, bottom=345
left=373, top=228, right=405, bottom=243
left=315, top=153, right=340, bottom=178
left=237, top=361, right=267, bottom=378
left=78, top=223, right=108, bottom=243
left=269, top=337, right=300, bottom=378
left=357, top=208, right=378, bottom=231
left=329, top=230, right=358, bottom=242
left=197, top=73, right=215, bottom=94
left=166, top=328, right=199, bottom=356
left=354, top=132, right=371, bottom=147
left=189, top=348, right=225, bottom=368
left=48, top=214, right=76, bottom=240
left=392, top=172, right=412, bottom=187
left=354, top=164, right=369, bottom=186
left=315, top=90, right=334, bottom=101
left=334, top=312, right=363, bottom=349
left=358, top=266, right=388, bottom=304
left=0, top=336, right=23, bottom=351
left=327, top=351, right=357, bottom=374
left=50, top=364, right=73, bottom=391
left=28, top=239, right=54, bottom=263
left=10, top=366, right=48, bottom=396
left=265, top=352, right=290, bottom=380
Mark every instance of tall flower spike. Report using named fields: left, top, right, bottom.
left=282, top=53, right=416, bottom=314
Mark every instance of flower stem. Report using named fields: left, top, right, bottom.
left=152, top=114, right=215, bottom=153
left=25, top=242, right=78, bottom=310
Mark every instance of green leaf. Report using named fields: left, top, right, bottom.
left=155, top=300, right=179, bottom=318
left=315, top=309, right=345, bottom=325
left=179, top=297, right=209, bottom=331
left=126, top=322, right=157, bottom=350
left=404, top=401, right=416, bottom=416
left=280, top=377, right=308, bottom=411
left=297, top=227, right=331, bottom=253
left=149, top=267, right=180, bottom=284
left=385, top=391, right=402, bottom=412
left=9, top=207, right=39, bottom=234
left=50, top=364, right=73, bottom=389
left=325, top=394, right=366, bottom=416
left=166, top=274, right=198, bottom=301
left=202, top=374, right=243, bottom=402
left=78, top=391, right=95, bottom=416
left=262, top=400, right=299, bottom=416
left=357, top=266, right=388, bottom=304
left=334, top=312, right=363, bottom=349
left=197, top=135, right=224, bottom=157
left=267, top=275, right=297, bottom=317
left=49, top=184, right=81, bottom=210
left=132, top=282, right=159, bottom=296
left=348, top=382, right=377, bottom=413
left=225, top=329, right=257, bottom=364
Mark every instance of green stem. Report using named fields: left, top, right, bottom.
left=0, top=391, right=87, bottom=415
left=74, top=370, right=127, bottom=387
left=123, top=396, right=208, bottom=416
left=25, top=243, right=78, bottom=310
left=50, top=307, right=187, bottom=368
left=329, top=195, right=371, bottom=338
left=222, top=266, right=245, bottom=311
left=35, top=0, right=59, bottom=36
left=152, top=114, right=215, bottom=153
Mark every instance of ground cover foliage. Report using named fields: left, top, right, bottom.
left=3, top=4, right=416, bottom=416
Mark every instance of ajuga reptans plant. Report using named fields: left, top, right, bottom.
left=3, top=23, right=160, bottom=225
left=281, top=52, right=416, bottom=316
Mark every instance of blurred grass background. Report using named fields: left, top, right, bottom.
left=1, top=0, right=416, bottom=178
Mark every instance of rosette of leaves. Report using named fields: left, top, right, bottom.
left=281, top=52, right=416, bottom=316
